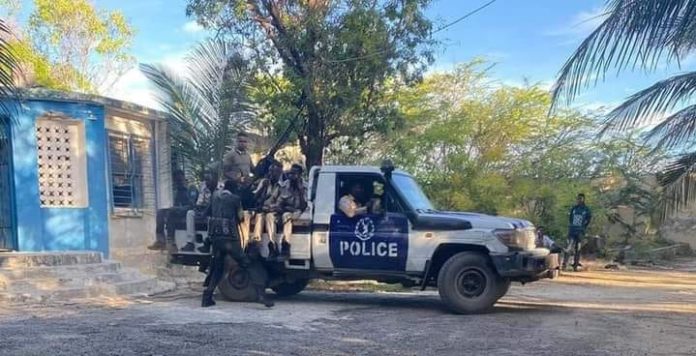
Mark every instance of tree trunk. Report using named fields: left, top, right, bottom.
left=304, top=105, right=324, bottom=168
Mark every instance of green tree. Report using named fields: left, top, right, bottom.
left=141, top=39, right=253, bottom=176
left=551, top=0, right=696, bottom=216
left=381, top=61, right=666, bottom=241
left=4, top=0, right=134, bottom=93
left=387, top=63, right=591, bottom=209
left=186, top=0, right=434, bottom=167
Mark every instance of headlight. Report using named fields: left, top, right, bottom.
left=494, top=229, right=536, bottom=251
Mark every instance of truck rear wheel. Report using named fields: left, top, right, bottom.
left=217, top=263, right=258, bottom=302
left=437, top=252, right=504, bottom=314
left=272, top=279, right=309, bottom=297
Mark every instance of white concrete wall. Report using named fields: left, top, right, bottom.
left=105, top=108, right=171, bottom=267
left=661, top=211, right=696, bottom=248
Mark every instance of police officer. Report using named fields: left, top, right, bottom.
left=568, top=193, right=592, bottom=271
left=202, top=179, right=274, bottom=308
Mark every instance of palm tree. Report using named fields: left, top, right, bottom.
left=552, top=0, right=696, bottom=215
left=140, top=39, right=253, bottom=176
left=0, top=19, right=19, bottom=123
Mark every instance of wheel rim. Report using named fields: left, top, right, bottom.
left=455, top=268, right=487, bottom=298
left=227, top=268, right=250, bottom=290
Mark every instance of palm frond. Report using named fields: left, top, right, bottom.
left=0, top=19, right=20, bottom=124
left=658, top=150, right=696, bottom=218
left=644, top=103, right=696, bottom=149
left=141, top=38, right=253, bottom=172
left=603, top=71, right=696, bottom=132
left=139, top=62, right=206, bottom=163
left=552, top=0, right=696, bottom=108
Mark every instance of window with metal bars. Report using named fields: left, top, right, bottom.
left=108, top=132, right=147, bottom=212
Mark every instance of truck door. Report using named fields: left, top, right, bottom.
left=328, top=174, right=409, bottom=272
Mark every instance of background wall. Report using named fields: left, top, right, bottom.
left=11, top=99, right=109, bottom=255
left=105, top=107, right=166, bottom=264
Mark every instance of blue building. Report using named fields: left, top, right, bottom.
left=0, top=89, right=174, bottom=259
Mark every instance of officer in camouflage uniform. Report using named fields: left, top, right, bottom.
left=202, top=179, right=274, bottom=308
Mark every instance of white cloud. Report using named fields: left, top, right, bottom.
left=105, top=52, right=189, bottom=110
left=183, top=20, right=204, bottom=34
left=161, top=52, right=189, bottom=74
left=106, top=67, right=160, bottom=109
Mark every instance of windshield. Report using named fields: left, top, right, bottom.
left=392, top=174, right=434, bottom=211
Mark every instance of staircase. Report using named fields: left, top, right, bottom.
left=0, top=251, right=175, bottom=303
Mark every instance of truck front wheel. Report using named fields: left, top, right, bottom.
left=272, top=279, right=309, bottom=297
left=437, top=252, right=504, bottom=314
left=496, top=279, right=511, bottom=299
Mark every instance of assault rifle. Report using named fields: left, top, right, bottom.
left=253, top=102, right=305, bottom=179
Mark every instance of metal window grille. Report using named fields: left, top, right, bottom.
left=108, top=133, right=147, bottom=211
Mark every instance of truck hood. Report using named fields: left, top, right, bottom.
left=415, top=211, right=533, bottom=231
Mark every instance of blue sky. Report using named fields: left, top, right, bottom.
left=12, top=0, right=696, bottom=111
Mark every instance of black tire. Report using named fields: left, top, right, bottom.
left=437, top=252, right=505, bottom=314
left=217, top=261, right=258, bottom=302
left=496, top=279, right=511, bottom=299
left=272, top=279, right=309, bottom=297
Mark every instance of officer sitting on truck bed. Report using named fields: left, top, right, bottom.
left=252, top=161, right=284, bottom=258
left=276, top=164, right=308, bottom=258
left=202, top=178, right=273, bottom=308
left=148, top=170, right=197, bottom=253
left=181, top=170, right=218, bottom=252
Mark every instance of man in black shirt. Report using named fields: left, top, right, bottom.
left=202, top=179, right=273, bottom=308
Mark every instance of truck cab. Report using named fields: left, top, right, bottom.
left=171, top=163, right=559, bottom=314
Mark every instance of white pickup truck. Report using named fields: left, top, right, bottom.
left=171, top=162, right=559, bottom=314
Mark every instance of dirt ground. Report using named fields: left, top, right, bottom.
left=1, top=260, right=696, bottom=356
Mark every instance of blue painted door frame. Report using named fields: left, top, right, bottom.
left=0, top=120, right=17, bottom=250
left=12, top=100, right=110, bottom=256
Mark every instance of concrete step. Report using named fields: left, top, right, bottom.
left=2, top=269, right=143, bottom=291
left=0, top=277, right=175, bottom=303
left=0, top=251, right=103, bottom=268
left=0, top=261, right=122, bottom=281
left=0, top=251, right=175, bottom=303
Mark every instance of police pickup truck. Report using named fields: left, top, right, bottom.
left=171, top=162, right=559, bottom=314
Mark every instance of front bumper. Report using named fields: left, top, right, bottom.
left=490, top=249, right=560, bottom=281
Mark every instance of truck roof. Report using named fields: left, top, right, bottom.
left=313, top=165, right=410, bottom=175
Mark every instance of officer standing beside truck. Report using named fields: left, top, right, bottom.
left=202, top=179, right=273, bottom=308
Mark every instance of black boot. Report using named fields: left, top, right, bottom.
left=201, top=291, right=216, bottom=307
left=268, top=242, right=279, bottom=259
left=281, top=241, right=291, bottom=259
left=181, top=242, right=196, bottom=252
left=197, top=239, right=211, bottom=253
left=147, top=241, right=166, bottom=250
left=203, top=272, right=211, bottom=287
left=256, top=286, right=274, bottom=308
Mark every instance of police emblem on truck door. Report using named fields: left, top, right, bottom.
left=354, top=217, right=375, bottom=240
left=329, top=214, right=408, bottom=271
